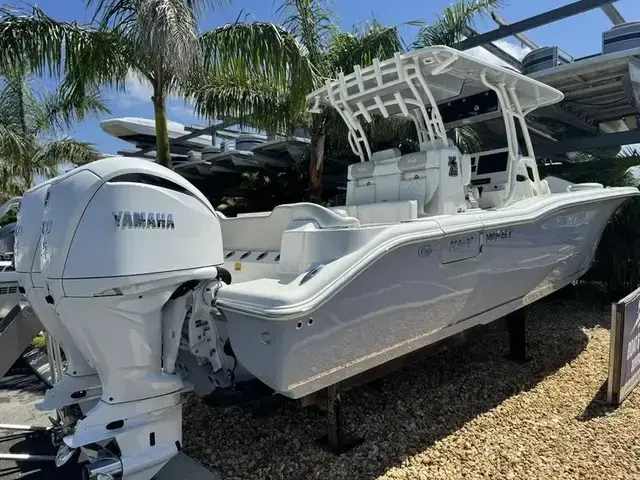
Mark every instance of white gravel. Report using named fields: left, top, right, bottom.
left=183, top=283, right=640, bottom=480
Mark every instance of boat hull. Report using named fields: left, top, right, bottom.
left=221, top=194, right=631, bottom=399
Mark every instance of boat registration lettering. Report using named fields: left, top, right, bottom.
left=449, top=235, right=475, bottom=252
left=486, top=229, right=512, bottom=242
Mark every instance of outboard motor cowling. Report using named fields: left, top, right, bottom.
left=41, top=157, right=224, bottom=480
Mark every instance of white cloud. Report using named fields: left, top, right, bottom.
left=465, top=39, right=532, bottom=69
left=495, top=40, right=531, bottom=61
left=115, top=70, right=154, bottom=108
left=116, top=71, right=204, bottom=125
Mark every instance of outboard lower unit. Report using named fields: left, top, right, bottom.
left=40, top=157, right=225, bottom=480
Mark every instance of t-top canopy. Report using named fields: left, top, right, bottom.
left=307, top=45, right=564, bottom=119
left=306, top=46, right=564, bottom=162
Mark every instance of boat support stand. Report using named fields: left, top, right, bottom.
left=315, top=382, right=364, bottom=454
left=505, top=308, right=530, bottom=364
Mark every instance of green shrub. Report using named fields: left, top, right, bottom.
left=31, top=331, right=47, bottom=349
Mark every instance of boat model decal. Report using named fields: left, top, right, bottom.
left=486, top=229, right=513, bottom=242
left=449, top=235, right=476, bottom=252
left=442, top=233, right=482, bottom=264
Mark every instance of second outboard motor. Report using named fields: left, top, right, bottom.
left=14, top=181, right=101, bottom=414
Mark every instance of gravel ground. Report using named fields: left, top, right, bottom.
left=183, top=283, right=640, bottom=480
left=0, top=367, right=83, bottom=479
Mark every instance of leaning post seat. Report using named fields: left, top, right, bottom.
left=345, top=146, right=471, bottom=217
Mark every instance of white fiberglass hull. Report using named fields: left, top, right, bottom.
left=217, top=188, right=637, bottom=399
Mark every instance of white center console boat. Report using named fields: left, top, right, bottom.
left=35, top=46, right=638, bottom=479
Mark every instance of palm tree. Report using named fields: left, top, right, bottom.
left=278, top=3, right=402, bottom=201
left=186, top=1, right=402, bottom=202
left=0, top=63, right=105, bottom=198
left=0, top=1, right=314, bottom=170
left=203, top=0, right=501, bottom=202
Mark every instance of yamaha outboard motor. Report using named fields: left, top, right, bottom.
left=41, top=157, right=224, bottom=480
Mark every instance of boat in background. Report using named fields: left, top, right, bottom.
left=100, top=117, right=214, bottom=152
left=0, top=197, right=42, bottom=379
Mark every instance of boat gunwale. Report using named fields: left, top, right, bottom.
left=216, top=187, right=639, bottom=320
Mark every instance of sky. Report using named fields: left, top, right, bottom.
left=5, top=0, right=640, bottom=157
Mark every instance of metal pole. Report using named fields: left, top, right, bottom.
left=458, top=0, right=621, bottom=50
left=0, top=424, right=52, bottom=432
left=45, top=332, right=59, bottom=385
left=0, top=453, right=55, bottom=462
left=53, top=341, right=63, bottom=382
left=600, top=3, right=625, bottom=25
left=490, top=12, right=539, bottom=50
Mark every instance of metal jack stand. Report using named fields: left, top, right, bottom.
left=0, top=333, right=63, bottom=464
left=505, top=308, right=530, bottom=364
left=315, top=383, right=364, bottom=454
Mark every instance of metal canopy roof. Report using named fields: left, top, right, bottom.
left=529, top=46, right=640, bottom=127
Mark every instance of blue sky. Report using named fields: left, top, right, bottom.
left=6, top=0, right=640, bottom=155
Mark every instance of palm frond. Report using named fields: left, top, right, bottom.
left=199, top=21, right=315, bottom=85
left=188, top=70, right=296, bottom=134
left=87, top=0, right=216, bottom=88
left=0, top=123, right=28, bottom=159
left=413, top=0, right=501, bottom=49
left=0, top=5, right=129, bottom=83
left=194, top=22, right=315, bottom=125
left=0, top=64, right=41, bottom=134
left=0, top=158, right=26, bottom=199
left=133, top=0, right=200, bottom=77
left=278, top=0, right=335, bottom=67
left=33, top=138, right=102, bottom=173
left=327, top=21, right=402, bottom=77
left=542, top=154, right=640, bottom=187
left=37, top=81, right=110, bottom=137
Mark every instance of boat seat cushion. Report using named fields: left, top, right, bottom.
left=219, top=203, right=359, bottom=252
left=331, top=200, right=418, bottom=224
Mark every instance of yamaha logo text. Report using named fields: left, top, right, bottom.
left=113, top=211, right=175, bottom=229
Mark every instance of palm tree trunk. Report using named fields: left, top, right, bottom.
left=23, top=168, right=33, bottom=189
left=152, top=92, right=172, bottom=169
left=16, top=71, right=32, bottom=189
left=309, top=115, right=328, bottom=202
